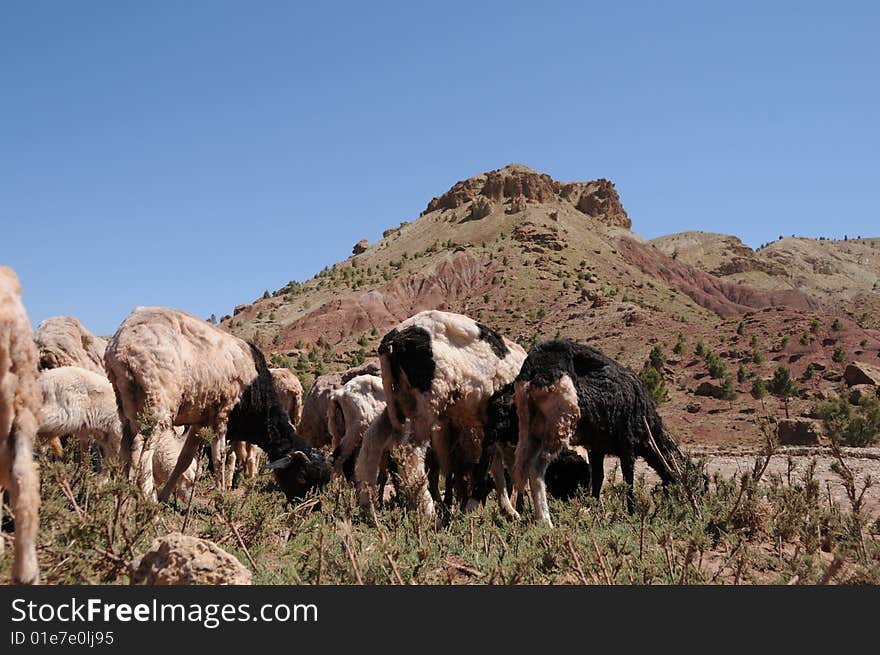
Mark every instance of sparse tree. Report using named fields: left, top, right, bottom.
left=750, top=378, right=768, bottom=412
left=768, top=365, right=798, bottom=419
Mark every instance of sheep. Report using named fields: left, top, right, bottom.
left=513, top=339, right=695, bottom=527
left=34, top=315, right=107, bottom=375
left=298, top=372, right=342, bottom=448
left=37, top=366, right=122, bottom=462
left=36, top=366, right=196, bottom=492
left=0, top=266, right=41, bottom=584
left=327, top=374, right=386, bottom=477
left=271, top=367, right=304, bottom=427
left=472, top=382, right=591, bottom=513
left=226, top=368, right=304, bottom=485
left=103, top=306, right=330, bottom=504
left=298, top=360, right=380, bottom=448
left=368, top=310, right=526, bottom=517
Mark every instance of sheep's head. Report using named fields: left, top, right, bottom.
left=264, top=448, right=331, bottom=503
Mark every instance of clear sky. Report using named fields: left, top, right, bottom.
left=2, top=1, right=878, bottom=335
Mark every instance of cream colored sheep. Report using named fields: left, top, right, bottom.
left=0, top=266, right=41, bottom=584
left=271, top=368, right=303, bottom=427
left=104, top=306, right=329, bottom=503
left=366, top=310, right=526, bottom=516
left=34, top=315, right=107, bottom=375
left=37, top=366, right=122, bottom=462
left=327, top=374, right=386, bottom=477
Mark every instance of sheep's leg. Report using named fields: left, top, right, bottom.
left=589, top=449, right=605, bottom=501
left=527, top=454, right=553, bottom=528
left=245, top=445, right=260, bottom=479
left=620, top=455, right=635, bottom=514
left=491, top=449, right=520, bottom=519
left=156, top=426, right=202, bottom=503
left=226, top=442, right=238, bottom=487
left=355, top=417, right=394, bottom=509
left=426, top=449, right=442, bottom=504
left=8, top=420, right=40, bottom=584
left=394, top=440, right=434, bottom=516
left=211, top=432, right=227, bottom=491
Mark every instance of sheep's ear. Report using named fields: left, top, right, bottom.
left=292, top=450, right=310, bottom=465
left=263, top=455, right=293, bottom=471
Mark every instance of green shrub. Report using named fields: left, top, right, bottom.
left=815, top=394, right=880, bottom=447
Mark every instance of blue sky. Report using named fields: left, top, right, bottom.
left=2, top=1, right=878, bottom=335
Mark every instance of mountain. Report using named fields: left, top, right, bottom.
left=220, top=164, right=880, bottom=446
left=652, top=231, right=880, bottom=329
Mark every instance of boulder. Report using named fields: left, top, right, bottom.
left=844, top=361, right=880, bottom=387
left=848, top=384, right=879, bottom=405
left=694, top=381, right=724, bottom=399
left=777, top=418, right=823, bottom=446
left=130, top=534, right=252, bottom=585
left=352, top=239, right=369, bottom=255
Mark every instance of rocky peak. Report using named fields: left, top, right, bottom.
left=422, top=163, right=631, bottom=229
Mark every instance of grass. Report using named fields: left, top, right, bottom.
left=2, top=441, right=878, bottom=585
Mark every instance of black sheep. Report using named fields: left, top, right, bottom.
left=514, top=339, right=696, bottom=526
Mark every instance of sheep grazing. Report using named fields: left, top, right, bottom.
left=327, top=374, right=386, bottom=477
left=34, top=315, right=107, bottom=375
left=298, top=360, right=380, bottom=448
left=227, top=368, right=304, bottom=484
left=514, top=339, right=693, bottom=527
left=370, top=310, right=526, bottom=516
left=0, top=266, right=41, bottom=584
left=474, top=382, right=591, bottom=512
left=103, top=307, right=330, bottom=504
left=37, top=366, right=123, bottom=462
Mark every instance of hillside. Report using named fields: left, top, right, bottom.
left=220, top=164, right=880, bottom=446
left=652, top=231, right=880, bottom=329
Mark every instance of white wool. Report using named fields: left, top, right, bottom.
left=327, top=374, right=386, bottom=473
left=38, top=366, right=122, bottom=460
left=373, top=310, right=526, bottom=516
left=34, top=315, right=107, bottom=375
left=0, top=266, right=41, bottom=584
left=104, top=306, right=260, bottom=499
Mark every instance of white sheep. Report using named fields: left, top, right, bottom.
left=104, top=306, right=329, bottom=503
left=34, top=315, right=107, bottom=375
left=36, top=365, right=196, bottom=493
left=327, top=374, right=386, bottom=477
left=364, top=310, right=526, bottom=516
left=299, top=360, right=380, bottom=449
left=37, top=366, right=122, bottom=462
left=0, top=266, right=41, bottom=584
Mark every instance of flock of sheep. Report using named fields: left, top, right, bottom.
left=1, top=264, right=696, bottom=585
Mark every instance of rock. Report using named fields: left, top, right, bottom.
left=848, top=384, right=879, bottom=405
left=422, top=164, right=631, bottom=229
left=468, top=197, right=492, bottom=220
left=844, top=361, right=880, bottom=387
left=506, top=195, right=527, bottom=214
left=583, top=288, right=610, bottom=308
left=686, top=402, right=701, bottom=413
left=695, top=381, right=724, bottom=399
left=352, top=239, right=369, bottom=255
left=777, top=419, right=823, bottom=446
left=130, top=534, right=252, bottom=585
